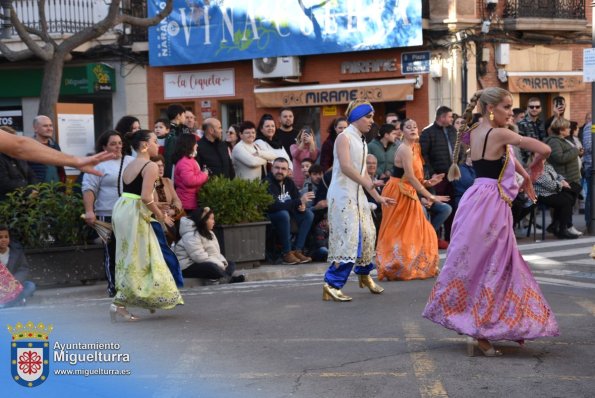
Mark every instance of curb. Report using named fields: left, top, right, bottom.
left=23, top=262, right=331, bottom=306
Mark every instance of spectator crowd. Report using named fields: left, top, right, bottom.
left=0, top=98, right=591, bottom=306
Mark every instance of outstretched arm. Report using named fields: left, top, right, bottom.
left=0, top=130, right=114, bottom=176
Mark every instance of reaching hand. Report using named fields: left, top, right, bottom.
left=428, top=173, right=445, bottom=186
left=521, top=177, right=537, bottom=202
left=74, top=151, right=116, bottom=176
left=528, top=157, right=545, bottom=182
left=378, top=196, right=396, bottom=206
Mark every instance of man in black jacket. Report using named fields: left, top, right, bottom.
left=196, top=118, right=235, bottom=179
left=164, top=104, right=190, bottom=178
left=0, top=126, right=37, bottom=200
left=420, top=106, right=458, bottom=240
left=265, top=158, right=314, bottom=265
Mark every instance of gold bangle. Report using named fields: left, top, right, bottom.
left=144, top=200, right=155, bottom=206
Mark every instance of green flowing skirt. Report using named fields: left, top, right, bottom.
left=112, top=195, right=183, bottom=309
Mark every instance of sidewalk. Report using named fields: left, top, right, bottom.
left=24, top=209, right=594, bottom=306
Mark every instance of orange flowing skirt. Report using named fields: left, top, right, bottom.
left=376, top=177, right=440, bottom=281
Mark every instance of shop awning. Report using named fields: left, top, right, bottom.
left=506, top=71, right=585, bottom=93
left=254, top=78, right=416, bottom=108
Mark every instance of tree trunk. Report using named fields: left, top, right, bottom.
left=38, top=54, right=65, bottom=122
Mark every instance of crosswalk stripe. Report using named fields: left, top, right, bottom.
left=575, top=299, right=595, bottom=317
left=535, top=277, right=595, bottom=289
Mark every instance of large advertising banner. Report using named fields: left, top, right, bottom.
left=149, top=0, right=423, bottom=67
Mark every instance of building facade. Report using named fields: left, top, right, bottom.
left=145, top=0, right=592, bottom=142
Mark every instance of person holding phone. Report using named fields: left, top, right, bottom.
left=290, top=127, right=319, bottom=189
left=544, top=96, right=566, bottom=136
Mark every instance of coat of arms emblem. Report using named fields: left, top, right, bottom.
left=7, top=321, right=52, bottom=387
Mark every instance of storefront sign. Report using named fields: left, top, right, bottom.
left=55, top=103, right=95, bottom=175
left=507, top=72, right=585, bottom=92
left=149, top=0, right=422, bottom=66
left=0, top=109, right=24, bottom=133
left=401, top=51, right=430, bottom=74
left=322, top=106, right=338, bottom=116
left=0, top=64, right=115, bottom=98
left=341, top=59, right=397, bottom=74
left=254, top=79, right=415, bottom=108
left=164, top=69, right=235, bottom=99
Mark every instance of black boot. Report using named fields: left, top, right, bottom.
left=556, top=226, right=579, bottom=239
left=546, top=220, right=559, bottom=234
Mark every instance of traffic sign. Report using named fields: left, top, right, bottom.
left=401, top=51, right=430, bottom=75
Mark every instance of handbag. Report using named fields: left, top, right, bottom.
left=0, top=261, right=24, bottom=305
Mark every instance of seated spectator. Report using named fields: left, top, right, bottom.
left=300, top=158, right=314, bottom=183
left=265, top=158, right=314, bottom=264
left=545, top=117, right=583, bottom=236
left=0, top=126, right=38, bottom=201
left=452, top=148, right=476, bottom=207
left=300, top=164, right=328, bottom=230
left=363, top=154, right=384, bottom=232
left=0, top=225, right=36, bottom=308
left=420, top=173, right=452, bottom=250
left=175, top=208, right=245, bottom=283
left=151, top=155, right=184, bottom=245
left=174, top=134, right=209, bottom=213
left=232, top=121, right=275, bottom=180
left=290, top=127, right=319, bottom=188
left=306, top=217, right=329, bottom=262
left=534, top=163, right=579, bottom=239
left=368, top=123, right=399, bottom=180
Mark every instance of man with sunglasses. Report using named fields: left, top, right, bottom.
left=518, top=97, right=546, bottom=163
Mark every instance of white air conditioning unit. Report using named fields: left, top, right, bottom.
left=253, top=56, right=301, bottom=79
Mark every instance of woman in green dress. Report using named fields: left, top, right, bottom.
left=110, top=130, right=184, bottom=322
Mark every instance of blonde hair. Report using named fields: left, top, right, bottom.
left=549, top=117, right=571, bottom=136
left=0, top=125, right=17, bottom=134
left=447, top=88, right=513, bottom=181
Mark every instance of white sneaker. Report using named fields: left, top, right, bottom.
left=568, top=226, right=583, bottom=236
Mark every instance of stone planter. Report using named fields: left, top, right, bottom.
left=214, top=221, right=270, bottom=269
left=25, top=245, right=105, bottom=288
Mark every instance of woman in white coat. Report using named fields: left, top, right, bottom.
left=174, top=207, right=245, bottom=284
left=232, top=121, right=276, bottom=180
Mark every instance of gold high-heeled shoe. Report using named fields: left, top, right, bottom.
left=110, top=304, right=140, bottom=322
left=322, top=283, right=352, bottom=302
left=466, top=337, right=502, bottom=357
left=358, top=275, right=384, bottom=294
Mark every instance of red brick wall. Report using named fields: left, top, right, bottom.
left=146, top=48, right=430, bottom=142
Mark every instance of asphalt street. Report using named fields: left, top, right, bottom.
left=2, top=237, right=595, bottom=398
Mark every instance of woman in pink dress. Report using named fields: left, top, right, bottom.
left=422, top=88, right=559, bottom=356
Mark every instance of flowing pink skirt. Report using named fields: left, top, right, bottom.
left=422, top=179, right=559, bottom=341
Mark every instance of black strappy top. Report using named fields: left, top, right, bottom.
left=472, top=129, right=505, bottom=179
left=392, top=166, right=405, bottom=178
left=122, top=162, right=151, bottom=195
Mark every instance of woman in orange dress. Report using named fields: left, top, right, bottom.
left=376, top=119, right=448, bottom=281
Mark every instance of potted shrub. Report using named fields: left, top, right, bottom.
left=199, top=176, right=273, bottom=268
left=0, top=182, right=104, bottom=287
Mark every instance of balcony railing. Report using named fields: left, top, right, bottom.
left=10, top=0, right=97, bottom=35
left=121, top=0, right=148, bottom=43
left=505, top=0, right=585, bottom=19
